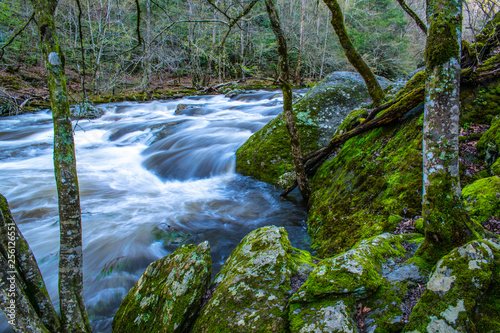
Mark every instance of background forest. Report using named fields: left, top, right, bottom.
left=0, top=0, right=497, bottom=99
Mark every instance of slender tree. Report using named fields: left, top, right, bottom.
left=322, top=0, right=385, bottom=105
left=265, top=0, right=312, bottom=202
left=395, top=0, right=427, bottom=34
left=29, top=0, right=91, bottom=331
left=417, top=0, right=476, bottom=263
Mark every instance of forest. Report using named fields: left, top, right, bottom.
left=0, top=0, right=494, bottom=107
left=1, top=0, right=500, bottom=332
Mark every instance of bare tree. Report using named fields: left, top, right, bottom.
left=265, top=0, right=312, bottom=202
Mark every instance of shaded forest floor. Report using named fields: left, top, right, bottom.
left=0, top=64, right=303, bottom=115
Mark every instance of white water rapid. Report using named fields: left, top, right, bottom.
left=0, top=90, right=309, bottom=332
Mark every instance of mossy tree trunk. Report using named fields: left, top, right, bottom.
left=418, top=0, right=475, bottom=264
left=395, top=0, right=427, bottom=34
left=0, top=195, right=60, bottom=332
left=265, top=0, right=311, bottom=203
left=29, top=0, right=91, bottom=332
left=322, top=0, right=385, bottom=105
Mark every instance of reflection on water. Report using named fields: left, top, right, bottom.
left=0, top=91, right=309, bottom=332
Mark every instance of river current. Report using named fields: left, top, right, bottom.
left=0, top=91, right=309, bottom=332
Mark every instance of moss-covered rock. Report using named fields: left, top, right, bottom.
left=112, top=242, right=211, bottom=333
left=289, top=233, right=426, bottom=333
left=193, top=226, right=314, bottom=332
left=477, top=115, right=500, bottom=166
left=462, top=176, right=500, bottom=223
left=404, top=240, right=499, bottom=332
left=291, top=233, right=420, bottom=303
left=289, top=298, right=359, bottom=333
left=235, top=72, right=391, bottom=187
left=308, top=110, right=424, bottom=256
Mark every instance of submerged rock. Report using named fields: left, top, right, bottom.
left=193, top=225, right=314, bottom=332
left=235, top=71, right=391, bottom=187
left=404, top=240, right=500, bottom=332
left=112, top=242, right=211, bottom=333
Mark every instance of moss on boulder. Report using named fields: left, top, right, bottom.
left=112, top=242, right=211, bottom=333
left=290, top=233, right=420, bottom=303
left=308, top=110, right=424, bottom=257
left=289, top=233, right=426, bottom=332
left=477, top=115, right=500, bottom=166
left=404, top=240, right=500, bottom=332
left=192, top=225, right=314, bottom=332
left=289, top=298, right=359, bottom=333
left=462, top=176, right=500, bottom=223
left=235, top=72, right=391, bottom=187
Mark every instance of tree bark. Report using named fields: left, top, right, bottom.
left=29, top=0, right=91, bottom=331
left=0, top=195, right=60, bottom=333
left=322, top=0, right=385, bottom=105
left=418, top=0, right=475, bottom=263
left=395, top=0, right=427, bottom=34
left=265, top=0, right=311, bottom=203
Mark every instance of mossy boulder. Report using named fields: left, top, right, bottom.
left=289, top=233, right=426, bottom=332
left=404, top=240, right=500, bottom=332
left=308, top=109, right=424, bottom=257
left=291, top=233, right=420, bottom=303
left=462, top=176, right=500, bottom=223
left=235, top=72, right=391, bottom=187
left=477, top=115, right=500, bottom=166
left=193, top=225, right=314, bottom=332
left=112, top=241, right=211, bottom=333
left=289, top=298, right=359, bottom=333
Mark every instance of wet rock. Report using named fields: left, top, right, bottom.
left=174, top=103, right=205, bottom=116
left=71, top=102, right=104, bottom=119
left=112, top=241, right=211, bottom=333
left=192, top=225, right=314, bottom=332
left=404, top=240, right=499, bottom=332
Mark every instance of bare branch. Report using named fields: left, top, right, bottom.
left=0, top=12, right=35, bottom=60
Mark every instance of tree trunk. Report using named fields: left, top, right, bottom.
left=294, top=0, right=306, bottom=84
left=395, top=0, right=427, bottom=34
left=0, top=195, right=60, bottom=333
left=265, top=0, right=311, bottom=203
left=418, top=0, right=475, bottom=264
left=29, top=0, right=91, bottom=331
left=323, top=0, right=385, bottom=105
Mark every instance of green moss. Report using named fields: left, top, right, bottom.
left=289, top=298, right=358, bottom=333
left=394, top=71, right=425, bottom=100
left=112, top=242, right=211, bottom=333
left=477, top=116, right=500, bottom=165
left=404, top=240, right=498, bottom=332
left=290, top=233, right=415, bottom=303
left=492, top=159, right=500, bottom=176
left=461, top=81, right=500, bottom=125
left=308, top=113, right=424, bottom=257
left=462, top=176, right=500, bottom=223
left=193, top=226, right=314, bottom=333
left=236, top=72, right=386, bottom=187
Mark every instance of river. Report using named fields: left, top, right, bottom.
left=0, top=90, right=309, bottom=332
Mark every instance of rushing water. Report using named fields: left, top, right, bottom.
left=0, top=91, right=309, bottom=332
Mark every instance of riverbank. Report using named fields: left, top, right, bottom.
left=0, top=64, right=312, bottom=116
